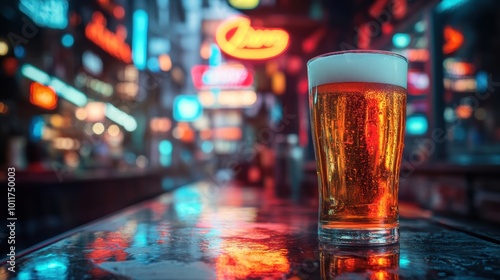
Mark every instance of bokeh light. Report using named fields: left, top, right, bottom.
left=107, top=124, right=120, bottom=137
left=0, top=40, right=9, bottom=56
left=92, top=122, right=105, bottom=135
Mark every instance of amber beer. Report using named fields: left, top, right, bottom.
left=320, top=243, right=400, bottom=279
left=307, top=51, right=407, bottom=245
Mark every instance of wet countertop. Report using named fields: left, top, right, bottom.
left=1, top=181, right=499, bottom=279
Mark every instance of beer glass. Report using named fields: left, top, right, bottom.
left=307, top=50, right=407, bottom=245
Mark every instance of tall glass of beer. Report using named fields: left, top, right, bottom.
left=307, top=50, right=407, bottom=245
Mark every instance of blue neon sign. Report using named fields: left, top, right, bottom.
left=132, top=10, right=149, bottom=70
left=19, top=0, right=68, bottom=29
left=406, top=115, right=428, bottom=136
left=173, top=95, right=202, bottom=122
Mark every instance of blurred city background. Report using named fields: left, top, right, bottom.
left=1, top=0, right=500, bottom=254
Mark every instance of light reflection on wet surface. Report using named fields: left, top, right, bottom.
left=1, top=181, right=499, bottom=279
left=320, top=243, right=399, bottom=280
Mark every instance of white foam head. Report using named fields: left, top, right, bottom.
left=307, top=51, right=408, bottom=89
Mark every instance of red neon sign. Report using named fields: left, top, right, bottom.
left=191, top=64, right=254, bottom=90
left=85, top=12, right=132, bottom=63
left=443, top=25, right=463, bottom=55
left=215, top=17, right=290, bottom=60
left=30, top=82, right=57, bottom=110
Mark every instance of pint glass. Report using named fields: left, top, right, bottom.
left=307, top=51, right=407, bottom=245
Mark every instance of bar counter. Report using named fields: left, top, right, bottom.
left=2, top=181, right=499, bottom=279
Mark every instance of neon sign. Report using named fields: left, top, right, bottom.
left=132, top=10, right=149, bottom=70
left=22, top=64, right=137, bottom=131
left=216, top=17, right=290, bottom=60
left=19, top=0, right=68, bottom=29
left=173, top=95, right=203, bottom=122
left=22, top=64, right=87, bottom=106
left=444, top=78, right=476, bottom=92
left=443, top=26, right=463, bottom=55
left=444, top=59, right=475, bottom=77
left=403, top=49, right=429, bottom=62
left=228, top=0, right=259, bottom=9
left=191, top=64, right=253, bottom=90
left=85, top=12, right=132, bottom=63
left=105, top=103, right=137, bottom=131
left=30, top=82, right=57, bottom=110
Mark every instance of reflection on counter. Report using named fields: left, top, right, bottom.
left=320, top=243, right=400, bottom=280
left=2, top=181, right=499, bottom=279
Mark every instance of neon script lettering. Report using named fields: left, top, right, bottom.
left=85, top=12, right=132, bottom=63
left=216, top=17, right=290, bottom=60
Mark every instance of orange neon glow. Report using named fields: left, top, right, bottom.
left=456, top=105, right=473, bottom=119
left=444, top=59, right=475, bottom=77
left=30, top=82, right=57, bottom=110
left=272, top=71, right=286, bottom=95
left=85, top=12, right=132, bottom=63
left=406, top=49, right=429, bottom=62
left=213, top=127, right=242, bottom=141
left=87, top=232, right=128, bottom=264
left=444, top=78, right=476, bottom=92
left=87, top=232, right=129, bottom=278
left=365, top=97, right=397, bottom=219
left=216, top=240, right=289, bottom=279
left=200, top=129, right=212, bottom=140
left=200, top=41, right=211, bottom=59
left=174, top=123, right=195, bottom=142
left=216, top=17, right=290, bottom=60
left=443, top=26, right=463, bottom=55
left=321, top=247, right=399, bottom=279
left=150, top=117, right=172, bottom=132
left=158, top=54, right=172, bottom=72
left=0, top=102, right=8, bottom=114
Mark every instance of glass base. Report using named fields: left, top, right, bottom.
left=319, top=226, right=399, bottom=246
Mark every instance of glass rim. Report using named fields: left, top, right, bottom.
left=307, top=50, right=408, bottom=66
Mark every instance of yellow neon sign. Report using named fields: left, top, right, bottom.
left=216, top=17, right=290, bottom=60
left=228, top=0, right=259, bottom=9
